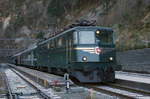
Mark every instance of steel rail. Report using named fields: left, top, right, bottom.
left=74, top=80, right=135, bottom=99
left=83, top=84, right=135, bottom=99
left=76, top=81, right=150, bottom=99
left=3, top=71, right=14, bottom=99
left=11, top=68, right=50, bottom=99
left=105, top=83, right=150, bottom=97
left=115, top=79, right=150, bottom=93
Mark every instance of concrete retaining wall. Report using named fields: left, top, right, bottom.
left=117, top=48, right=150, bottom=73
left=0, top=57, right=8, bottom=63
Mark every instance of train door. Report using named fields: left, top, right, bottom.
left=31, top=51, right=34, bottom=66
left=66, top=35, right=72, bottom=64
left=18, top=56, right=21, bottom=65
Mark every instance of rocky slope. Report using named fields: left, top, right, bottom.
left=0, top=0, right=150, bottom=55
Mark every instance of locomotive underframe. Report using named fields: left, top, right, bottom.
left=69, top=62, right=115, bottom=83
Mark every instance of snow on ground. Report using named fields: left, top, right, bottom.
left=116, top=71, right=150, bottom=84
left=5, top=69, right=37, bottom=94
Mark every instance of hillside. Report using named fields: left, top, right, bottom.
left=0, top=0, right=150, bottom=54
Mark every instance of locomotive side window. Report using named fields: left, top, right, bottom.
left=57, top=37, right=62, bottom=48
left=50, top=40, right=55, bottom=48
left=28, top=54, right=31, bottom=60
left=79, top=31, right=95, bottom=44
left=62, top=36, right=66, bottom=47
left=47, top=42, right=50, bottom=49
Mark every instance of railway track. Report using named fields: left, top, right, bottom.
left=4, top=68, right=51, bottom=99
left=0, top=66, right=13, bottom=99
left=3, top=72, right=13, bottom=99
left=7, top=64, right=150, bottom=99
left=105, top=83, right=150, bottom=96
left=76, top=82, right=150, bottom=99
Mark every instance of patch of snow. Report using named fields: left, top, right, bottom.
left=15, top=37, right=24, bottom=43
left=19, top=26, right=31, bottom=36
left=116, top=71, right=150, bottom=84
left=3, top=16, right=11, bottom=31
left=65, top=14, right=73, bottom=21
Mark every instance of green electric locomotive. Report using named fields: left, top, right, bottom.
left=11, top=21, right=116, bottom=83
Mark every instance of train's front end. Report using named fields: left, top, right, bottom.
left=72, top=26, right=116, bottom=83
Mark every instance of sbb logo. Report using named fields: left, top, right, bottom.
left=95, top=47, right=102, bottom=55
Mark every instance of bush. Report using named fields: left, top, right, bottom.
left=130, top=32, right=139, bottom=39
left=47, top=0, right=65, bottom=17
left=36, top=31, right=45, bottom=39
left=47, top=0, right=101, bottom=17
left=91, top=8, right=97, bottom=14
left=99, top=11, right=108, bottom=16
left=148, top=42, right=150, bottom=48
left=101, top=0, right=116, bottom=12
left=122, top=12, right=132, bottom=22
left=118, top=23, right=124, bottom=29
left=133, top=40, right=146, bottom=50
left=136, top=0, right=142, bottom=7
left=116, top=44, right=127, bottom=52
left=146, top=4, right=150, bottom=11
left=13, top=16, right=25, bottom=31
left=14, top=0, right=24, bottom=8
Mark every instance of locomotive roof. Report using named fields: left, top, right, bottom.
left=38, top=26, right=113, bottom=45
left=12, top=45, right=37, bottom=57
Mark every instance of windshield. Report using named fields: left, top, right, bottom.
left=96, top=30, right=113, bottom=45
left=79, top=31, right=95, bottom=44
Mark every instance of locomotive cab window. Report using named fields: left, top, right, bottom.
left=96, top=30, right=113, bottom=45
left=73, top=31, right=78, bottom=44
left=79, top=31, right=95, bottom=44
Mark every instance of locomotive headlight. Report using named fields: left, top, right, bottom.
left=109, top=57, right=113, bottom=61
left=96, top=30, right=100, bottom=34
left=82, top=57, right=87, bottom=61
